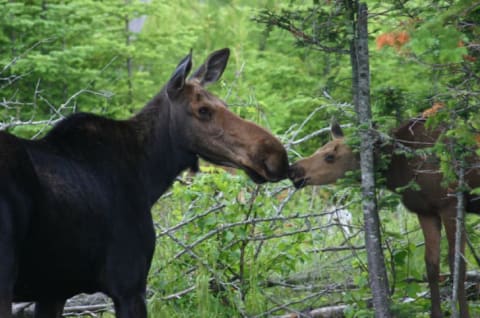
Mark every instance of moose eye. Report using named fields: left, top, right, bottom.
left=325, top=154, right=335, bottom=163
left=198, top=107, right=211, bottom=119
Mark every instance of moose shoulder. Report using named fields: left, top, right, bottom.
left=289, top=119, right=480, bottom=318
left=0, top=48, right=289, bottom=318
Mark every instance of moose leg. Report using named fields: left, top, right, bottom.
left=418, top=213, right=443, bottom=318
left=441, top=209, right=470, bottom=318
left=0, top=256, right=14, bottom=318
left=112, top=294, right=147, bottom=318
left=104, top=254, right=150, bottom=318
left=0, top=206, right=16, bottom=318
left=34, top=300, right=66, bottom=318
left=0, top=298, right=12, bottom=318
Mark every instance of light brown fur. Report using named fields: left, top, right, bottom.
left=289, top=120, right=480, bottom=318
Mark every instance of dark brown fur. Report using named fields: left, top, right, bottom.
left=0, top=49, right=289, bottom=318
left=289, top=119, right=480, bottom=318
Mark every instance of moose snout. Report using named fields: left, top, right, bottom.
left=250, top=137, right=289, bottom=182
left=288, top=164, right=307, bottom=188
left=262, top=151, right=289, bottom=182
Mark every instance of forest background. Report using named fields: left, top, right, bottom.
left=1, top=0, right=480, bottom=317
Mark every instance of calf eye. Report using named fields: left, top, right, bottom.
left=325, top=154, right=335, bottom=163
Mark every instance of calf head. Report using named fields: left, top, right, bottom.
left=289, top=122, right=359, bottom=188
left=165, top=49, right=289, bottom=183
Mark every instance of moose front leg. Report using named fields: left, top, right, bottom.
left=441, top=209, right=470, bottom=318
left=0, top=210, right=16, bottom=318
left=0, top=298, right=12, bottom=318
left=34, top=300, right=66, bottom=318
left=112, top=294, right=147, bottom=318
left=0, top=272, right=13, bottom=318
left=418, top=213, right=443, bottom=318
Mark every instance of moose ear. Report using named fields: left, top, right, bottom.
left=190, top=48, right=230, bottom=86
left=167, top=51, right=193, bottom=97
left=330, top=121, right=344, bottom=139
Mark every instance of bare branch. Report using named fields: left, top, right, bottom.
left=1, top=38, right=56, bottom=74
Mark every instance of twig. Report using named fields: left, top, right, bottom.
left=1, top=38, right=55, bottom=74
left=254, top=287, right=341, bottom=318
left=172, top=211, right=352, bottom=259
left=308, top=245, right=365, bottom=253
left=155, top=203, right=226, bottom=237
left=161, top=285, right=196, bottom=300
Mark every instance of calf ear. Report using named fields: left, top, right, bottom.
left=167, top=51, right=193, bottom=98
left=190, top=48, right=230, bottom=86
left=330, top=121, right=344, bottom=139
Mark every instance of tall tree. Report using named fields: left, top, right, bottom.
left=255, top=1, right=393, bottom=316
left=354, top=3, right=392, bottom=316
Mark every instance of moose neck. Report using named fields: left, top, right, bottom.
left=375, top=142, right=408, bottom=192
left=132, top=90, right=197, bottom=206
left=374, top=121, right=430, bottom=193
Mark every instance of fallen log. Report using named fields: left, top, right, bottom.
left=273, top=304, right=347, bottom=318
left=12, top=293, right=112, bottom=318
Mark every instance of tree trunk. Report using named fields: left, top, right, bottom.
left=125, top=0, right=133, bottom=105
left=346, top=0, right=358, bottom=114
left=452, top=161, right=466, bottom=318
left=353, top=3, right=392, bottom=317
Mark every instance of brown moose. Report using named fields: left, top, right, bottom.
left=289, top=118, right=480, bottom=318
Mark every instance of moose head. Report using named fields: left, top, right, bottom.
left=288, top=122, right=358, bottom=188
left=158, top=48, right=289, bottom=183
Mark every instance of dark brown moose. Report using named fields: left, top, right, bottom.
left=289, top=119, right=480, bottom=318
left=0, top=48, right=289, bottom=318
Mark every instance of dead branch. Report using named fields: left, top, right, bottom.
left=309, top=245, right=366, bottom=253
left=161, top=285, right=196, bottom=301
left=253, top=10, right=349, bottom=54
left=168, top=208, right=355, bottom=259
left=1, top=39, right=55, bottom=74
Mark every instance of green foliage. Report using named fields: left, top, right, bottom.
left=2, top=0, right=480, bottom=317
left=149, top=168, right=322, bottom=316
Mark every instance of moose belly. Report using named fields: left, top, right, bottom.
left=13, top=236, right=106, bottom=301
left=13, top=211, right=108, bottom=301
left=466, top=192, right=480, bottom=214
left=14, top=269, right=101, bottom=301
left=400, top=187, right=454, bottom=216
left=399, top=187, right=480, bottom=216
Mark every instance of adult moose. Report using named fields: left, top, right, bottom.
left=289, top=118, right=480, bottom=318
left=0, top=48, right=289, bottom=318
